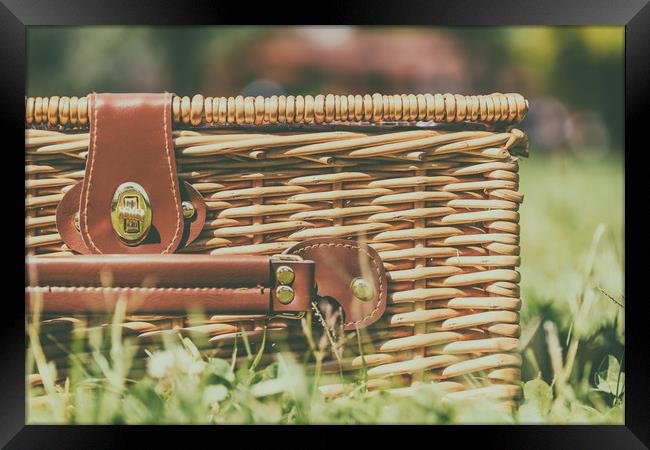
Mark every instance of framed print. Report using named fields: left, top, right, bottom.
left=1, top=0, right=648, bottom=447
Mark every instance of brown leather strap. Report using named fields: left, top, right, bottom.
left=26, top=254, right=314, bottom=315
left=27, top=254, right=271, bottom=287
left=26, top=238, right=387, bottom=328
left=79, top=92, right=185, bottom=254
left=25, top=287, right=272, bottom=315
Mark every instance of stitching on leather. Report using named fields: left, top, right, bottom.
left=28, top=286, right=267, bottom=293
left=82, top=92, right=101, bottom=254
left=81, top=93, right=182, bottom=254
left=293, top=241, right=384, bottom=327
left=162, top=92, right=182, bottom=254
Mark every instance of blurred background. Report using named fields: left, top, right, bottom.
left=26, top=27, right=624, bottom=407
left=27, top=26, right=623, bottom=154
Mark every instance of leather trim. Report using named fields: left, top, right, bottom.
left=79, top=93, right=184, bottom=254
left=55, top=183, right=89, bottom=254
left=26, top=254, right=271, bottom=288
left=285, top=238, right=387, bottom=330
left=26, top=287, right=269, bottom=315
left=180, top=182, right=207, bottom=246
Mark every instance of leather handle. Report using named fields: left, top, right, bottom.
left=27, top=254, right=273, bottom=288
left=26, top=238, right=388, bottom=329
left=26, top=254, right=314, bottom=316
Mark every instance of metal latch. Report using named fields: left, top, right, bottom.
left=110, top=181, right=152, bottom=245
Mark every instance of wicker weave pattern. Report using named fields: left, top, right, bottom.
left=26, top=93, right=528, bottom=404
left=26, top=92, right=528, bottom=128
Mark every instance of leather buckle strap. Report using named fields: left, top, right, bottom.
left=55, top=93, right=208, bottom=255
left=26, top=253, right=314, bottom=316
left=26, top=238, right=387, bottom=330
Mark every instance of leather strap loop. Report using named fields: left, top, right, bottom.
left=284, top=238, right=387, bottom=331
left=79, top=93, right=184, bottom=254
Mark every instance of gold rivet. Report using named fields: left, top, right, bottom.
left=276, top=265, right=295, bottom=285
left=276, top=285, right=295, bottom=305
left=182, top=201, right=196, bottom=219
left=351, top=278, right=374, bottom=302
left=73, top=212, right=80, bottom=231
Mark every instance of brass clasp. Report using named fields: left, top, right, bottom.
left=110, top=182, right=152, bottom=245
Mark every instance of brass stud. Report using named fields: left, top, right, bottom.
left=276, top=285, right=295, bottom=305
left=351, top=278, right=374, bottom=302
left=182, top=201, right=196, bottom=219
left=276, top=265, right=295, bottom=285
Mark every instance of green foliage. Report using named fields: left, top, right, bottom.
left=27, top=153, right=624, bottom=424
left=595, top=355, right=625, bottom=403
left=522, top=378, right=553, bottom=417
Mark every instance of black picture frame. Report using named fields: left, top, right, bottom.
left=2, top=0, right=648, bottom=447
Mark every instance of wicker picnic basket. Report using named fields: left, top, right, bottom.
left=26, top=92, right=528, bottom=405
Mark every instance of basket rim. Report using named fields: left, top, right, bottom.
left=25, top=92, right=529, bottom=130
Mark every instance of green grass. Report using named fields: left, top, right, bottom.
left=517, top=151, right=624, bottom=423
left=27, top=151, right=625, bottom=424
